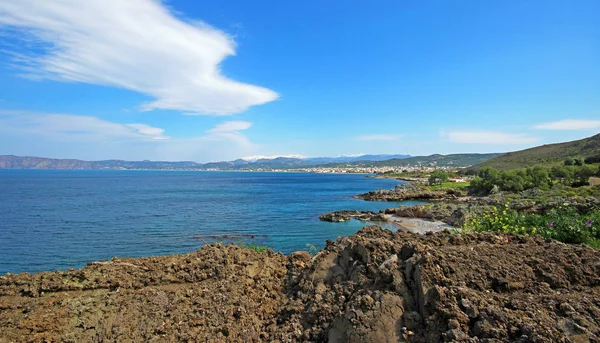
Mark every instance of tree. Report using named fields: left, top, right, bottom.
left=428, top=170, right=448, bottom=185
left=527, top=166, right=550, bottom=189
left=564, top=159, right=574, bottom=166
left=499, top=171, right=525, bottom=192
left=550, top=165, right=572, bottom=184
left=574, top=165, right=597, bottom=186
left=574, top=158, right=584, bottom=166
left=471, top=167, right=500, bottom=193
left=584, top=155, right=600, bottom=164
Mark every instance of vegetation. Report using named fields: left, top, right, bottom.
left=380, top=170, right=430, bottom=178
left=428, top=170, right=449, bottom=185
left=329, top=153, right=502, bottom=168
left=305, top=243, right=319, bottom=256
left=465, top=204, right=600, bottom=249
left=237, top=242, right=273, bottom=253
left=470, top=164, right=600, bottom=194
left=427, top=181, right=471, bottom=190
left=585, top=155, right=600, bottom=164
left=374, top=153, right=501, bottom=168
left=469, top=133, right=600, bottom=170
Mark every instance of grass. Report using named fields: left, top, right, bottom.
left=427, top=181, right=471, bottom=190
left=305, top=243, right=319, bottom=256
left=243, top=243, right=273, bottom=253
left=470, top=132, right=600, bottom=171
left=234, top=240, right=273, bottom=253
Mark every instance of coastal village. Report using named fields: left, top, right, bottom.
left=223, top=165, right=451, bottom=174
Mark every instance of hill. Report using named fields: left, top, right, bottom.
left=321, top=153, right=502, bottom=168
left=470, top=133, right=600, bottom=170
left=0, top=155, right=203, bottom=170
left=0, top=154, right=410, bottom=170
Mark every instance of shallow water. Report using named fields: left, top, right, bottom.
left=0, top=170, right=424, bottom=274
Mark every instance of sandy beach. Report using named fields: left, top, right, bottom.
left=384, top=214, right=454, bottom=234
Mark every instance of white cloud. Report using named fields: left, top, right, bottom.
left=0, top=110, right=169, bottom=141
left=357, top=134, right=401, bottom=141
left=209, top=121, right=253, bottom=133
left=0, top=110, right=257, bottom=161
left=0, top=0, right=278, bottom=115
left=446, top=130, right=539, bottom=144
left=125, top=123, right=167, bottom=139
left=534, top=119, right=600, bottom=130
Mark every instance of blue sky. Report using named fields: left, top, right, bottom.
left=0, top=0, right=599, bottom=162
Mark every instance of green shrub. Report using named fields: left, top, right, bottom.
left=245, top=243, right=272, bottom=253
left=464, top=204, right=600, bottom=248
left=236, top=241, right=272, bottom=253
left=305, top=243, right=319, bottom=256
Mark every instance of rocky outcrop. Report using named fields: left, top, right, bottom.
left=319, top=210, right=387, bottom=222
left=393, top=203, right=490, bottom=227
left=355, top=183, right=466, bottom=201
left=278, top=226, right=600, bottom=341
left=387, top=193, right=600, bottom=227
left=1, top=227, right=599, bottom=342
left=0, top=245, right=288, bottom=342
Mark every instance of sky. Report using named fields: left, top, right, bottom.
left=0, top=0, right=599, bottom=162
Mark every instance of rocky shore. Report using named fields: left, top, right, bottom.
left=354, top=182, right=466, bottom=201
left=319, top=210, right=388, bottom=223
left=2, top=226, right=599, bottom=342
left=343, top=181, right=600, bottom=231
left=319, top=208, right=454, bottom=234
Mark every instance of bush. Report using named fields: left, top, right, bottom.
left=428, top=170, right=449, bottom=185
left=470, top=165, right=598, bottom=194
left=237, top=242, right=272, bottom=253
left=584, top=155, right=600, bottom=164
left=464, top=204, right=600, bottom=248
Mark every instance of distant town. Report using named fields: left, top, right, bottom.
left=203, top=165, right=455, bottom=174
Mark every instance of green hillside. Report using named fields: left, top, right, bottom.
left=320, top=153, right=501, bottom=168
left=470, top=133, right=600, bottom=170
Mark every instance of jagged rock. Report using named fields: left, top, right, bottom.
left=1, top=226, right=599, bottom=342
left=319, top=210, right=387, bottom=223
left=355, top=182, right=470, bottom=202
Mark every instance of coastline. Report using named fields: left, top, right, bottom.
left=2, top=176, right=600, bottom=341
left=2, top=226, right=598, bottom=341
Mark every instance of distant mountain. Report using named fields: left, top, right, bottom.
left=0, top=152, right=501, bottom=171
left=0, top=154, right=409, bottom=170
left=319, top=153, right=502, bottom=168
left=0, top=155, right=202, bottom=170
left=303, top=154, right=410, bottom=164
left=470, top=133, right=600, bottom=170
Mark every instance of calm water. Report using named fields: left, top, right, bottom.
left=0, top=170, right=422, bottom=274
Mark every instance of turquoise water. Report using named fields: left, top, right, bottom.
left=0, top=170, right=423, bottom=274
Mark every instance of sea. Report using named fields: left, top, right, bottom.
left=0, top=170, right=424, bottom=275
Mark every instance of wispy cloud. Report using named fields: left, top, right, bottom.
left=0, top=0, right=278, bottom=115
left=0, top=110, right=169, bottom=141
left=0, top=110, right=257, bottom=161
left=534, top=119, right=600, bottom=130
left=124, top=124, right=168, bottom=139
left=445, top=130, right=539, bottom=144
left=357, top=134, right=401, bottom=141
left=209, top=121, right=253, bottom=133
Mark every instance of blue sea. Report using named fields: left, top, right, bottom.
left=0, top=170, right=423, bottom=274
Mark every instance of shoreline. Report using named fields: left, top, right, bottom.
left=2, top=226, right=598, bottom=341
